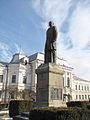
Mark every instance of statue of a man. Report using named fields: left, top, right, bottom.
left=44, top=21, right=57, bottom=63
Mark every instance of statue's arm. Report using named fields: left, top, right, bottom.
left=53, top=26, right=57, bottom=41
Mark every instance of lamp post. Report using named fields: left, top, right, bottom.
left=4, top=65, right=8, bottom=103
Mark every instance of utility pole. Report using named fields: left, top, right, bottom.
left=4, top=65, right=8, bottom=103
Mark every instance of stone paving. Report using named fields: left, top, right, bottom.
left=0, top=118, right=13, bottom=120
left=0, top=110, right=13, bottom=120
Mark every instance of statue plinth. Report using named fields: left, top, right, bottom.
left=36, top=63, right=67, bottom=107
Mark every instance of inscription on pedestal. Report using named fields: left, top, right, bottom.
left=51, top=88, right=62, bottom=100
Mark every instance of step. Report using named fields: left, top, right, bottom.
left=21, top=112, right=29, bottom=118
left=0, top=110, right=9, bottom=115
left=13, top=115, right=29, bottom=120
left=0, top=118, right=13, bottom=120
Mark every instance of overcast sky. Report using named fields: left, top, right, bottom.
left=0, top=0, right=90, bottom=80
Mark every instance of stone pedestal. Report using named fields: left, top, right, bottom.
left=36, top=63, right=67, bottom=107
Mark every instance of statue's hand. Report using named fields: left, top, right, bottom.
left=51, top=42, right=56, bottom=51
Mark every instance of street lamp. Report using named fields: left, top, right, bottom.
left=4, top=64, right=8, bottom=103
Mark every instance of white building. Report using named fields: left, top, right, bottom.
left=0, top=54, right=34, bottom=101
left=72, top=75, right=90, bottom=101
left=0, top=61, right=8, bottom=101
left=0, top=52, right=90, bottom=102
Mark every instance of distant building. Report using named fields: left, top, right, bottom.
left=0, top=52, right=90, bottom=102
left=72, top=75, right=90, bottom=101
left=0, top=61, right=8, bottom=101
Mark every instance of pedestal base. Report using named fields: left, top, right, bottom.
left=36, top=63, right=67, bottom=107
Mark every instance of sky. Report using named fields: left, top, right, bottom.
left=0, top=0, right=90, bottom=80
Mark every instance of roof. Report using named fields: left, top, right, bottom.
left=29, top=52, right=72, bottom=68
left=29, top=52, right=44, bottom=62
left=29, top=53, right=38, bottom=62
left=0, top=61, right=9, bottom=66
left=0, top=52, right=73, bottom=69
left=10, top=53, right=28, bottom=63
left=73, top=75, right=90, bottom=83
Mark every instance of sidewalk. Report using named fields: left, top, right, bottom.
left=0, top=118, right=12, bottom=120
left=0, top=110, right=13, bottom=120
left=0, top=111, right=8, bottom=115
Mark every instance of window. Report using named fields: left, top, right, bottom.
left=0, top=91, right=2, bottom=98
left=88, top=95, right=90, bottom=99
left=67, top=72, right=69, bottom=75
left=67, top=77, right=70, bottom=87
left=11, top=94, right=14, bottom=99
left=76, top=95, right=78, bottom=99
left=85, top=86, right=86, bottom=91
left=82, top=95, right=84, bottom=99
left=87, top=86, right=89, bottom=91
left=25, top=60, right=27, bottom=65
left=82, top=86, right=83, bottom=90
left=12, top=75, right=16, bottom=83
left=23, top=76, right=27, bottom=84
left=22, top=93, right=25, bottom=99
left=75, top=85, right=77, bottom=90
left=63, top=77, right=64, bottom=87
left=85, top=95, right=87, bottom=99
left=0, top=75, right=3, bottom=83
left=79, top=85, right=80, bottom=90
left=79, top=95, right=81, bottom=99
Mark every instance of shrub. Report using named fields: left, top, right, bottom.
left=78, top=108, right=90, bottom=120
left=29, top=107, right=90, bottom=120
left=66, top=101, right=89, bottom=108
left=9, top=100, right=33, bottom=117
left=87, top=105, right=90, bottom=109
left=0, top=103, right=8, bottom=110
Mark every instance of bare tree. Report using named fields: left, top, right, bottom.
left=22, top=89, right=36, bottom=101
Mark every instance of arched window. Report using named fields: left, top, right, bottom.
left=88, top=95, right=90, bottom=99
left=82, top=86, right=83, bottom=90
left=67, top=77, right=70, bottom=87
left=85, top=95, right=87, bottom=99
left=75, top=85, right=77, bottom=90
left=76, top=95, right=78, bottom=99
left=85, top=86, right=86, bottom=90
left=79, top=95, right=81, bottom=99
left=82, top=95, right=84, bottom=99
left=87, top=86, right=89, bottom=91
left=23, top=76, right=27, bottom=84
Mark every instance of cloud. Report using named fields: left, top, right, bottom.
left=31, top=0, right=90, bottom=80
left=14, top=43, right=25, bottom=54
left=0, top=42, right=12, bottom=61
left=69, top=3, right=90, bottom=49
left=31, top=0, right=72, bottom=28
left=0, top=42, right=25, bottom=62
left=57, top=45, right=90, bottom=80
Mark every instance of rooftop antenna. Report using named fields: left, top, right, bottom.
left=19, top=45, right=21, bottom=54
left=19, top=45, right=24, bottom=54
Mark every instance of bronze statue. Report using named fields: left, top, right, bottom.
left=44, top=21, right=57, bottom=63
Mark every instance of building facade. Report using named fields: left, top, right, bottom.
left=0, top=52, right=90, bottom=102
left=71, top=75, right=90, bottom=101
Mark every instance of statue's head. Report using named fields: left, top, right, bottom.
left=49, top=21, right=54, bottom=27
